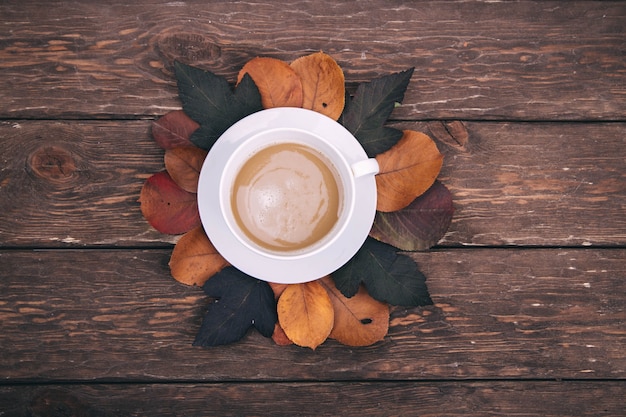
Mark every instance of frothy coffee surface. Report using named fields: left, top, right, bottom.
left=231, top=142, right=341, bottom=252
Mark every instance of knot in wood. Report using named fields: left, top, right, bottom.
left=28, top=145, right=77, bottom=183
left=30, top=388, right=90, bottom=416
left=156, top=32, right=221, bottom=65
left=428, top=121, right=470, bottom=152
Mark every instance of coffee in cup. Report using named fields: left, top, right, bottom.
left=231, top=142, right=342, bottom=253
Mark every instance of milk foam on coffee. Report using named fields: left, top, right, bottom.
left=231, top=142, right=342, bottom=252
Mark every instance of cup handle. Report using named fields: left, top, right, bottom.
left=351, top=158, right=379, bottom=178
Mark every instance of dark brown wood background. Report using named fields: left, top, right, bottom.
left=1, top=1, right=624, bottom=416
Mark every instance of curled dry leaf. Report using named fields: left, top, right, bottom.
left=169, top=226, right=229, bottom=286
left=164, top=146, right=208, bottom=193
left=277, top=281, right=334, bottom=349
left=375, top=130, right=443, bottom=212
left=237, top=57, right=303, bottom=109
left=152, top=110, right=199, bottom=150
left=290, top=51, right=345, bottom=120
left=139, top=171, right=200, bottom=235
left=320, top=277, right=389, bottom=347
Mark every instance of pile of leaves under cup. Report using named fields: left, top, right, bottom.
left=140, top=52, right=454, bottom=349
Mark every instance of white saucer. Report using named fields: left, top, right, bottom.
left=197, top=108, right=377, bottom=284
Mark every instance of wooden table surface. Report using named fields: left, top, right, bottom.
left=1, top=1, right=624, bottom=415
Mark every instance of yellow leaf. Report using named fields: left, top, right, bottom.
left=277, top=281, right=334, bottom=349
left=375, top=130, right=443, bottom=212
left=237, top=57, right=303, bottom=108
left=320, top=277, right=389, bottom=346
left=290, top=52, right=345, bottom=120
left=169, top=226, right=229, bottom=286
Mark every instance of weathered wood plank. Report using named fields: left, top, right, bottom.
left=1, top=248, right=623, bottom=381
left=1, top=120, right=623, bottom=247
left=0, top=1, right=624, bottom=120
left=1, top=381, right=624, bottom=417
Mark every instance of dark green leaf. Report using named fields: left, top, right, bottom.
left=194, top=267, right=277, bottom=347
left=370, top=181, right=455, bottom=251
left=174, top=61, right=263, bottom=150
left=332, top=237, right=432, bottom=306
left=341, top=68, right=414, bottom=156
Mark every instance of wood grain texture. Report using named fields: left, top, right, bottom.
left=0, top=382, right=625, bottom=417
left=1, top=249, right=623, bottom=381
left=1, top=1, right=624, bottom=413
left=1, top=120, right=623, bottom=247
left=0, top=1, right=624, bottom=120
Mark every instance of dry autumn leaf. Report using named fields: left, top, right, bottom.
left=375, top=130, right=443, bottom=212
left=237, top=57, right=303, bottom=109
left=370, top=180, right=454, bottom=251
left=169, top=226, right=230, bottom=286
left=269, top=281, right=293, bottom=345
left=277, top=281, right=334, bottom=349
left=271, top=322, right=293, bottom=346
left=151, top=110, right=199, bottom=150
left=269, top=282, right=289, bottom=299
left=290, top=52, right=345, bottom=120
left=320, top=276, right=389, bottom=346
left=139, top=171, right=201, bottom=235
left=164, top=146, right=208, bottom=193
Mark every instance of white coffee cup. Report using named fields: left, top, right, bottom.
left=198, top=108, right=378, bottom=284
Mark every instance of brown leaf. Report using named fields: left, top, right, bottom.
left=320, top=276, right=389, bottom=346
left=268, top=282, right=293, bottom=345
left=290, top=52, right=345, bottom=120
left=269, top=282, right=289, bottom=299
left=370, top=180, right=454, bottom=251
left=152, top=110, right=199, bottom=150
left=139, top=171, right=201, bottom=234
left=271, top=322, right=293, bottom=346
left=164, top=146, right=208, bottom=193
left=375, top=130, right=443, bottom=212
left=277, top=281, right=334, bottom=349
left=169, top=226, right=229, bottom=286
left=237, top=57, right=303, bottom=109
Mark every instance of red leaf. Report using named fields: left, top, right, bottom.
left=139, top=171, right=200, bottom=234
left=152, top=110, right=199, bottom=150
left=370, top=181, right=454, bottom=251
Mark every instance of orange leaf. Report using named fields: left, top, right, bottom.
left=375, top=130, right=443, bottom=212
left=320, top=277, right=389, bottom=346
left=277, top=281, right=334, bottom=349
left=164, top=146, right=208, bottom=193
left=237, top=57, right=303, bottom=109
left=290, top=52, right=345, bottom=120
left=139, top=171, right=200, bottom=234
left=169, top=226, right=229, bottom=286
